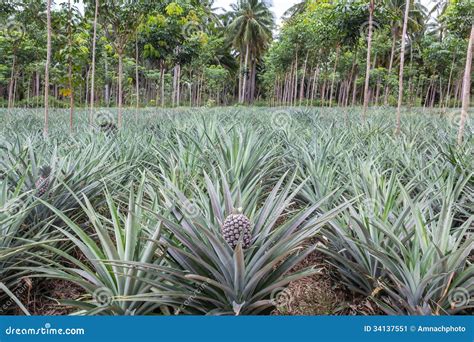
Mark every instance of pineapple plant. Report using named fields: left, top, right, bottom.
left=35, top=166, right=52, bottom=197
left=151, top=172, right=348, bottom=315
left=221, top=208, right=252, bottom=249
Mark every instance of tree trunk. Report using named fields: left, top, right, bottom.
left=68, top=0, right=74, bottom=133
left=299, top=51, right=309, bottom=105
left=8, top=53, right=16, bottom=111
left=362, top=0, right=374, bottom=121
left=90, top=0, right=99, bottom=125
left=346, top=49, right=357, bottom=107
left=160, top=61, right=165, bottom=107
left=118, top=51, right=123, bottom=128
left=395, top=0, right=410, bottom=135
left=44, top=0, right=52, bottom=137
left=293, top=51, right=298, bottom=106
left=238, top=53, right=243, bottom=103
left=104, top=55, right=109, bottom=106
left=457, top=24, right=473, bottom=145
left=311, top=66, right=320, bottom=106
left=135, top=35, right=139, bottom=118
left=241, top=44, right=249, bottom=104
left=329, top=46, right=340, bottom=107
left=445, top=51, right=457, bottom=108
left=177, top=64, right=181, bottom=106
left=384, top=27, right=398, bottom=106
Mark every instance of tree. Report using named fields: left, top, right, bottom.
left=89, top=0, right=99, bottom=125
left=228, top=0, right=274, bottom=104
left=442, top=0, right=474, bottom=144
left=101, top=0, right=148, bottom=128
left=362, top=0, right=374, bottom=121
left=395, top=0, right=411, bottom=136
left=44, top=0, right=52, bottom=136
left=457, top=24, right=473, bottom=145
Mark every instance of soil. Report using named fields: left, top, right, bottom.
left=14, top=277, right=84, bottom=316
left=272, top=250, right=382, bottom=316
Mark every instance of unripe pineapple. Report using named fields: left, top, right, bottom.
left=35, top=166, right=52, bottom=197
left=221, top=208, right=252, bottom=249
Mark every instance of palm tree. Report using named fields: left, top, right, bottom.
left=395, top=0, right=411, bottom=136
left=283, top=0, right=310, bottom=20
left=228, top=0, right=274, bottom=103
left=44, top=0, right=52, bottom=137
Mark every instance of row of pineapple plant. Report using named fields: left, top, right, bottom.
left=0, top=106, right=471, bottom=315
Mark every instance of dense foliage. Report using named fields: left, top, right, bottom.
left=0, top=0, right=472, bottom=108
left=0, top=107, right=472, bottom=315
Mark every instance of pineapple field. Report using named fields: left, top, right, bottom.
left=0, top=107, right=472, bottom=316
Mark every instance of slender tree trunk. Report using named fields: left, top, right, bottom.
left=36, top=71, right=40, bottom=97
left=346, top=49, right=357, bottom=107
left=241, top=44, right=249, bottom=104
left=293, top=51, right=298, bottom=106
left=430, top=83, right=436, bottom=108
left=44, top=0, right=52, bottom=137
left=384, top=28, right=398, bottom=106
left=118, top=51, right=123, bottom=128
left=8, top=53, right=16, bottom=111
left=321, top=78, right=327, bottom=107
left=104, top=55, right=109, bottom=106
left=445, top=52, right=457, bottom=108
left=362, top=0, right=374, bottom=121
left=375, top=77, right=381, bottom=105
left=311, top=66, right=320, bottom=106
left=250, top=57, right=256, bottom=103
left=12, top=73, right=17, bottom=108
left=299, top=51, right=309, bottom=105
left=90, top=0, right=99, bottom=125
left=177, top=64, right=181, bottom=106
left=457, top=24, right=474, bottom=145
left=160, top=61, right=165, bottom=107
left=68, top=0, right=74, bottom=133
left=85, top=67, right=90, bottom=109
left=351, top=70, right=358, bottom=106
left=238, top=54, right=243, bottom=103
left=329, top=46, right=340, bottom=107
left=395, top=0, right=410, bottom=135
left=135, top=35, right=139, bottom=118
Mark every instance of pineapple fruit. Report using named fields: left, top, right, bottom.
left=221, top=208, right=252, bottom=249
left=35, top=166, right=52, bottom=197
